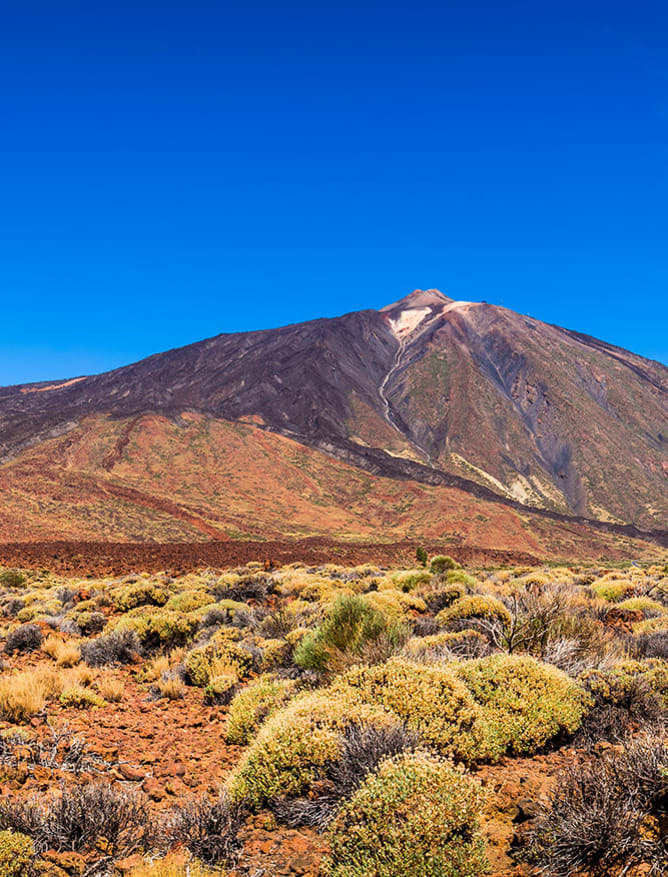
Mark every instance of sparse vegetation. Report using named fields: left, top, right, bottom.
left=0, top=557, right=666, bottom=876
left=0, top=783, right=159, bottom=859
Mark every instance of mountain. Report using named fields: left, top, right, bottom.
left=0, top=290, right=666, bottom=554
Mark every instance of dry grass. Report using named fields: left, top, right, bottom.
left=144, top=648, right=184, bottom=682
left=97, top=675, right=125, bottom=702
left=43, top=634, right=81, bottom=667
left=208, top=656, right=239, bottom=680
left=145, top=655, right=171, bottom=682
left=129, top=858, right=225, bottom=877
left=158, top=677, right=186, bottom=700
left=0, top=670, right=47, bottom=722
left=0, top=663, right=99, bottom=722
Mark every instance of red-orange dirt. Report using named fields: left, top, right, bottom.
left=0, top=539, right=542, bottom=577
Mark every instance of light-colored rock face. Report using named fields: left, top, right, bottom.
left=388, top=306, right=432, bottom=338
left=382, top=289, right=480, bottom=339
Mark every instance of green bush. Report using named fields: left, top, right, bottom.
left=226, top=675, right=297, bottom=745
left=0, top=830, right=34, bottom=877
left=445, top=570, right=478, bottom=588
left=324, top=752, right=488, bottom=877
left=329, top=658, right=483, bottom=763
left=0, top=571, right=26, bottom=589
left=430, top=555, right=461, bottom=574
left=456, top=655, right=586, bottom=761
left=294, top=595, right=408, bottom=674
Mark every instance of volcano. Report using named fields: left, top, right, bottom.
left=0, top=290, right=666, bottom=555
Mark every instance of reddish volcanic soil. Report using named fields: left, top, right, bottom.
left=0, top=539, right=542, bottom=576
left=7, top=651, right=578, bottom=877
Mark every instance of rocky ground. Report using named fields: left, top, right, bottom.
left=3, top=662, right=577, bottom=877
left=0, top=558, right=666, bottom=876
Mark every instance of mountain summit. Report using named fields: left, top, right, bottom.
left=0, top=291, right=666, bottom=545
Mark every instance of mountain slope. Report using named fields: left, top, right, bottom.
left=0, top=289, right=666, bottom=542
left=0, top=412, right=664, bottom=562
left=378, top=291, right=667, bottom=527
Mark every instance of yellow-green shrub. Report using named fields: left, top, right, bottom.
left=402, top=630, right=486, bottom=661
left=591, top=579, right=635, bottom=602
left=203, top=671, right=238, bottom=704
left=388, top=570, right=432, bottom=592
left=444, top=570, right=478, bottom=588
left=0, top=570, right=27, bottom=589
left=185, top=630, right=253, bottom=687
left=456, top=655, right=586, bottom=760
left=437, top=595, right=511, bottom=628
left=0, top=830, right=34, bottom=877
left=402, top=632, right=457, bottom=659
left=59, top=687, right=105, bottom=709
left=70, top=609, right=107, bottom=635
left=581, top=659, right=668, bottom=709
left=114, top=609, right=199, bottom=649
left=419, top=582, right=467, bottom=608
left=16, top=606, right=39, bottom=623
left=112, top=583, right=171, bottom=611
left=511, top=571, right=550, bottom=590
left=299, top=579, right=339, bottom=602
left=128, top=861, right=223, bottom=877
left=632, top=615, right=668, bottom=635
left=615, top=597, right=665, bottom=617
left=228, top=692, right=397, bottom=808
left=226, top=675, right=297, bottom=744
left=329, top=658, right=482, bottom=762
left=365, top=589, right=426, bottom=615
left=196, top=598, right=250, bottom=623
left=430, top=555, right=461, bottom=574
left=324, top=752, right=488, bottom=877
left=257, top=637, right=290, bottom=671
left=164, top=589, right=211, bottom=613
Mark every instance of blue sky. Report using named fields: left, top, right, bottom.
left=1, top=2, right=667, bottom=385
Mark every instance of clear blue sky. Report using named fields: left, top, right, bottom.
left=1, top=2, right=667, bottom=385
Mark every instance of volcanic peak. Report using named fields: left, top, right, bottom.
left=380, top=288, right=453, bottom=313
